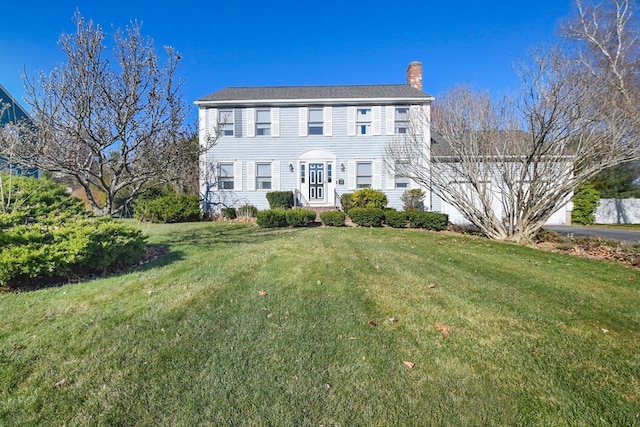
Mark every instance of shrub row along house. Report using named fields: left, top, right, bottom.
left=196, top=62, right=571, bottom=225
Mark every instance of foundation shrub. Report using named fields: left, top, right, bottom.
left=349, top=207, right=385, bottom=227
left=320, top=210, right=346, bottom=226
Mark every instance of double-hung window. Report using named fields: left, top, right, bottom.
left=256, top=163, right=272, bottom=189
left=395, top=107, right=409, bottom=134
left=308, top=108, right=323, bottom=135
left=218, top=163, right=234, bottom=190
left=394, top=161, right=410, bottom=188
left=356, top=162, right=372, bottom=188
left=218, top=109, right=234, bottom=136
left=256, top=109, right=271, bottom=136
left=357, top=108, right=371, bottom=135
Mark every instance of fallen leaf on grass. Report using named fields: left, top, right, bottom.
left=428, top=284, right=436, bottom=289
left=258, top=290, right=267, bottom=296
left=317, top=280, right=323, bottom=285
left=349, top=336, right=357, bottom=340
left=388, top=317, right=398, bottom=323
left=54, top=378, right=67, bottom=388
left=434, top=323, right=450, bottom=339
left=601, top=328, right=609, bottom=334
left=403, top=361, right=415, bottom=369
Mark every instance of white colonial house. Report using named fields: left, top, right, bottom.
left=195, top=62, right=571, bottom=225
left=196, top=62, right=435, bottom=214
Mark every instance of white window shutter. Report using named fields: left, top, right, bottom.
left=246, top=108, right=256, bottom=137
left=386, top=163, right=394, bottom=190
left=247, top=161, right=256, bottom=191
left=373, top=160, right=382, bottom=188
left=272, top=107, right=280, bottom=137
left=347, top=107, right=356, bottom=136
left=347, top=161, right=356, bottom=190
left=324, top=106, right=333, bottom=136
left=272, top=161, right=280, bottom=190
left=372, top=106, right=381, bottom=135
left=208, top=108, right=218, bottom=137
left=386, top=106, right=395, bottom=135
left=234, top=161, right=243, bottom=191
left=299, top=107, right=308, bottom=136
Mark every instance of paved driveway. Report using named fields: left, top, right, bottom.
left=544, top=225, right=640, bottom=245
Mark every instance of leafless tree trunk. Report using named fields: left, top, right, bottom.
left=18, top=11, right=196, bottom=215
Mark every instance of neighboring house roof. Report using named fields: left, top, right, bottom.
left=0, top=84, right=30, bottom=125
left=196, top=85, right=434, bottom=106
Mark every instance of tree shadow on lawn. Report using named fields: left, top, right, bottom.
left=157, top=222, right=307, bottom=251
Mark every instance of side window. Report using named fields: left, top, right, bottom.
left=356, top=162, right=372, bottom=188
left=217, top=163, right=234, bottom=189
left=218, top=109, right=234, bottom=136
left=395, top=107, right=408, bottom=134
left=256, top=162, right=272, bottom=189
left=256, top=109, right=271, bottom=136
left=357, top=108, right=371, bottom=135
left=308, top=108, right=323, bottom=135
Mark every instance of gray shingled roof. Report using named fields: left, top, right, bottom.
left=197, top=85, right=433, bottom=104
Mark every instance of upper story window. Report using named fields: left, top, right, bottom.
left=218, top=109, right=234, bottom=136
left=256, top=109, right=271, bottom=136
left=218, top=162, right=234, bottom=189
left=256, top=162, right=272, bottom=189
left=357, top=108, right=371, bottom=135
left=308, top=108, right=323, bottom=135
left=356, top=162, right=372, bottom=188
left=395, top=107, right=409, bottom=134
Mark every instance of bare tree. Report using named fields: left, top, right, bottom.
left=19, top=11, right=193, bottom=215
left=387, top=36, right=639, bottom=242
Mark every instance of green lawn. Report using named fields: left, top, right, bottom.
left=1, top=222, right=639, bottom=426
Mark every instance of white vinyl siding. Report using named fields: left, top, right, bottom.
left=207, top=108, right=218, bottom=136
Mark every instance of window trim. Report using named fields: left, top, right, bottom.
left=255, top=109, right=271, bottom=136
left=217, top=162, right=235, bottom=190
left=256, top=162, right=272, bottom=190
left=356, top=161, right=373, bottom=188
left=218, top=109, right=234, bottom=136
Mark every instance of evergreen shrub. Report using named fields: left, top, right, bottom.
left=285, top=208, right=317, bottom=227
left=349, top=207, right=385, bottom=227
left=407, top=211, right=449, bottom=230
left=572, top=182, right=600, bottom=225
left=385, top=210, right=409, bottom=228
left=256, top=209, right=288, bottom=228
left=351, top=188, right=388, bottom=209
left=340, top=193, right=353, bottom=214
left=320, top=210, right=346, bottom=227
left=266, top=191, right=294, bottom=209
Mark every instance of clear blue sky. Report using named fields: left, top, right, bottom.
left=1, top=0, right=573, bottom=124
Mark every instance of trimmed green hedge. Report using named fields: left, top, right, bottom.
left=320, top=210, right=346, bottom=227
left=256, top=209, right=288, bottom=228
left=407, top=211, right=449, bottom=230
left=349, top=207, right=385, bottom=227
left=385, top=210, right=409, bottom=228
left=134, top=191, right=202, bottom=223
left=285, top=209, right=317, bottom=227
left=266, top=191, right=294, bottom=209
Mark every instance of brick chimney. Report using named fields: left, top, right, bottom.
left=406, top=61, right=423, bottom=92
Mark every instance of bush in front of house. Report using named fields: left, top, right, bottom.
left=407, top=211, right=449, bottom=231
left=237, top=204, right=258, bottom=218
left=401, top=188, right=426, bottom=211
left=256, top=209, right=288, bottom=228
left=285, top=208, right=317, bottom=227
left=266, top=191, right=294, bottom=209
left=351, top=188, right=388, bottom=210
left=385, top=209, right=409, bottom=228
left=348, top=207, right=385, bottom=227
left=340, top=193, right=353, bottom=214
left=134, top=189, right=202, bottom=223
left=320, top=210, right=346, bottom=227
left=222, top=207, right=237, bottom=219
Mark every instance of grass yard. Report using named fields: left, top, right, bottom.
left=1, top=221, right=639, bottom=426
